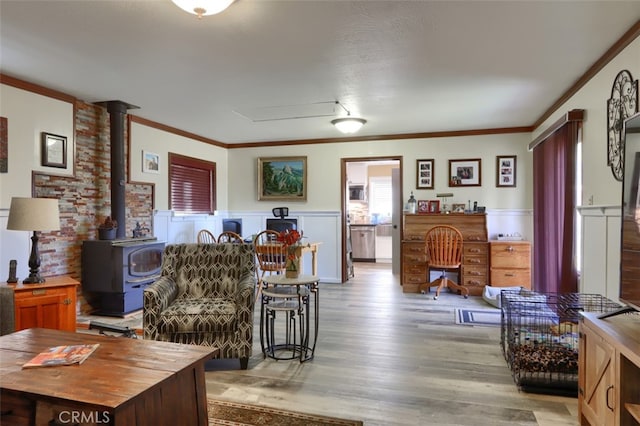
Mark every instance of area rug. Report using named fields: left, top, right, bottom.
left=207, top=398, right=364, bottom=426
left=455, top=308, right=501, bottom=326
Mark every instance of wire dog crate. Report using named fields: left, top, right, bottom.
left=500, top=290, right=621, bottom=396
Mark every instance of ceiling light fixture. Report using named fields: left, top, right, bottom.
left=171, top=0, right=235, bottom=18
left=331, top=101, right=367, bottom=134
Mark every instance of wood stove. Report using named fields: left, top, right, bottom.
left=82, top=238, right=164, bottom=316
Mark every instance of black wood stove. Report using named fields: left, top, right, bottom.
left=82, top=238, right=164, bottom=316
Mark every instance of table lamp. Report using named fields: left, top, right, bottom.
left=6, top=197, right=60, bottom=284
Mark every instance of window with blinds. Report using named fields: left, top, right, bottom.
left=369, top=176, right=392, bottom=217
left=169, top=153, right=216, bottom=214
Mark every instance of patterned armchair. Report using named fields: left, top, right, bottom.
left=143, top=243, right=256, bottom=369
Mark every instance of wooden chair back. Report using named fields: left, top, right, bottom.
left=217, top=231, right=244, bottom=243
left=425, top=225, right=463, bottom=269
left=253, top=230, right=286, bottom=273
left=197, top=229, right=216, bottom=244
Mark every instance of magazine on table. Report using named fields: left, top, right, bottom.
left=22, top=344, right=100, bottom=369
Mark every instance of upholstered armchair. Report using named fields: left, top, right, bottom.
left=143, top=243, right=256, bottom=369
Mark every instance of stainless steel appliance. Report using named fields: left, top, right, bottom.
left=349, top=185, right=366, bottom=201
left=351, top=224, right=375, bottom=262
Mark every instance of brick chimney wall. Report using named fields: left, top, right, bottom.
left=32, top=100, right=154, bottom=312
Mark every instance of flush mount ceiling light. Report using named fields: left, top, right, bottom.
left=331, top=101, right=367, bottom=134
left=172, top=0, right=235, bottom=18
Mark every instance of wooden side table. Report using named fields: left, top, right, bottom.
left=8, top=275, right=79, bottom=332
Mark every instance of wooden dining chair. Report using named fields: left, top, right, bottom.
left=419, top=225, right=469, bottom=299
left=217, top=231, right=244, bottom=243
left=253, top=230, right=286, bottom=298
left=197, top=229, right=216, bottom=244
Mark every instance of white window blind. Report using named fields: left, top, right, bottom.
left=369, top=177, right=392, bottom=216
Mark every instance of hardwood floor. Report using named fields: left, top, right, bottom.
left=205, top=263, right=579, bottom=426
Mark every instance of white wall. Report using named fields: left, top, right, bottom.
left=130, top=122, right=229, bottom=211
left=0, top=84, right=74, bottom=207
left=226, top=133, right=533, bottom=212
left=531, top=37, right=640, bottom=298
left=0, top=84, right=75, bottom=280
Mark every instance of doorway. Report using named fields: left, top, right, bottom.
left=340, top=157, right=402, bottom=283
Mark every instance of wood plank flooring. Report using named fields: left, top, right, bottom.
left=207, top=263, right=578, bottom=426
left=79, top=263, right=578, bottom=425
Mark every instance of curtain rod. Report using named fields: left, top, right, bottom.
left=528, top=109, right=585, bottom=151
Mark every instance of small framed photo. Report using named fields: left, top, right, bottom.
left=452, top=203, right=466, bottom=214
left=496, top=155, right=517, bottom=187
left=142, top=150, right=160, bottom=173
left=41, top=132, right=67, bottom=168
left=416, top=159, right=434, bottom=189
left=428, top=200, right=440, bottom=214
left=417, top=200, right=429, bottom=213
left=449, top=158, right=481, bottom=187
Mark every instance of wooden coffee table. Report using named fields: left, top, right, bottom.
left=0, top=328, right=217, bottom=425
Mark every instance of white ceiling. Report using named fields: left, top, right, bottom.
left=1, top=1, right=640, bottom=145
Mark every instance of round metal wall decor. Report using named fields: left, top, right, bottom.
left=607, top=70, right=638, bottom=181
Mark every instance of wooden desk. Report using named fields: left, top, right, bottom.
left=0, top=328, right=216, bottom=426
left=402, top=213, right=488, bottom=295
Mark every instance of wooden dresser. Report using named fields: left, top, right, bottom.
left=8, top=275, right=79, bottom=332
left=402, top=213, right=488, bottom=295
left=489, top=241, right=531, bottom=289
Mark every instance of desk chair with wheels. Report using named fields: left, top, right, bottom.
left=253, top=230, right=286, bottom=298
left=197, top=229, right=216, bottom=244
left=419, top=225, right=469, bottom=299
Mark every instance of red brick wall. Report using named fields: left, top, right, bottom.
left=33, top=101, right=153, bottom=312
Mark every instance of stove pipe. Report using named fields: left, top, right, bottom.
left=97, top=100, right=139, bottom=239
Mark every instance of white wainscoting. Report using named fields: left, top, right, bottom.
left=577, top=205, right=621, bottom=302
left=153, top=210, right=342, bottom=283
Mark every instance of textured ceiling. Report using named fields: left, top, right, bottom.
left=1, top=1, right=640, bottom=145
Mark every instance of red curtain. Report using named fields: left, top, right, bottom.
left=532, top=122, right=579, bottom=294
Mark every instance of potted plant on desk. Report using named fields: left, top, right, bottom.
left=98, top=216, right=118, bottom=240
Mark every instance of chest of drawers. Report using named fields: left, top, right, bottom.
left=489, top=241, right=531, bottom=288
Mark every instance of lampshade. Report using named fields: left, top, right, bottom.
left=7, top=197, right=61, bottom=232
left=331, top=117, right=367, bottom=134
left=172, top=0, right=235, bottom=18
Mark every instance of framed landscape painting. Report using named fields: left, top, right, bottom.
left=258, top=156, right=307, bottom=201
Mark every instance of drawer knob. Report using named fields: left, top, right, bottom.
left=468, top=259, right=481, bottom=264
left=469, top=249, right=480, bottom=253
left=506, top=246, right=514, bottom=252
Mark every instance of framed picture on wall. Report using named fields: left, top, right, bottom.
left=142, top=150, right=160, bottom=173
left=496, top=155, right=517, bottom=187
left=449, top=158, right=481, bottom=187
left=416, top=159, right=434, bottom=189
left=41, top=132, right=67, bottom=168
left=258, top=156, right=307, bottom=201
